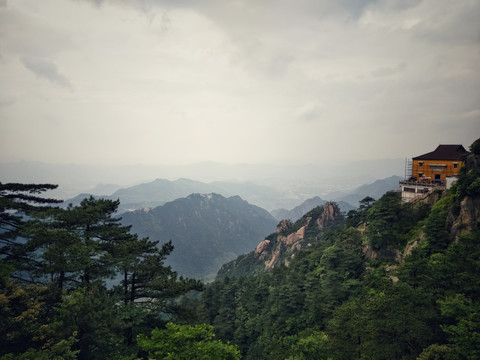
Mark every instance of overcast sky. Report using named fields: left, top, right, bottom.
left=1, top=0, right=479, bottom=167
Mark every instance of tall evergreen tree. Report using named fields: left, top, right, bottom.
left=0, top=182, right=60, bottom=277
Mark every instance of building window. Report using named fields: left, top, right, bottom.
left=419, top=162, right=423, bottom=167
left=453, top=163, right=458, bottom=169
left=418, top=173, right=423, bottom=178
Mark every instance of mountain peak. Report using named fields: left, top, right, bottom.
left=121, top=193, right=277, bottom=281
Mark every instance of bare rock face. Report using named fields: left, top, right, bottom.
left=316, top=202, right=338, bottom=230
left=255, top=239, right=272, bottom=260
left=363, top=245, right=401, bottom=263
left=449, top=195, right=480, bottom=242
left=448, top=151, right=480, bottom=242
left=276, top=219, right=292, bottom=233
left=254, top=202, right=342, bottom=271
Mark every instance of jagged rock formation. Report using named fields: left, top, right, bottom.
left=256, top=202, right=343, bottom=269
left=217, top=202, right=344, bottom=278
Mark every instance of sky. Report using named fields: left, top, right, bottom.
left=0, top=0, right=479, bottom=167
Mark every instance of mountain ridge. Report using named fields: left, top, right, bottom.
left=121, top=192, right=278, bottom=281
left=61, top=175, right=403, bottom=214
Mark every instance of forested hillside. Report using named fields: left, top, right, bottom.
left=0, top=140, right=478, bottom=359
left=121, top=193, right=278, bottom=281
left=198, top=140, right=480, bottom=359
left=0, top=188, right=237, bottom=359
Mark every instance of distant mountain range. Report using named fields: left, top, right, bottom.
left=269, top=175, right=402, bottom=221
left=121, top=193, right=278, bottom=281
left=63, top=178, right=288, bottom=212
left=0, top=159, right=404, bottom=203
left=62, top=175, right=404, bottom=214
left=325, top=175, right=403, bottom=206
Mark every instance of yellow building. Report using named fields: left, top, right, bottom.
left=412, top=144, right=467, bottom=184
left=400, top=144, right=467, bottom=202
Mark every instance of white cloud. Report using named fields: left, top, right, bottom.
left=0, top=0, right=478, bottom=167
left=21, top=56, right=72, bottom=89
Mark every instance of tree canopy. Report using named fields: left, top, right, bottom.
left=0, top=185, right=203, bottom=359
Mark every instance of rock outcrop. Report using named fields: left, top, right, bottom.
left=255, top=202, right=343, bottom=270
left=447, top=150, right=480, bottom=241
left=217, top=202, right=343, bottom=279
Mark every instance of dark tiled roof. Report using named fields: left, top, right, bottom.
left=413, top=145, right=468, bottom=161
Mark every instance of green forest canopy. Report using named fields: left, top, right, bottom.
left=1, top=139, right=479, bottom=359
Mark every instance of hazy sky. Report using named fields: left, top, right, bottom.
left=1, top=0, right=479, bottom=166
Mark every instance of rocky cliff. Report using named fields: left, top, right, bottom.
left=255, top=202, right=343, bottom=269
left=447, top=149, right=480, bottom=241
left=217, top=202, right=344, bottom=278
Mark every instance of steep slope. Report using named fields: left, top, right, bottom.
left=447, top=148, right=480, bottom=242
left=200, top=140, right=480, bottom=360
left=121, top=193, right=278, bottom=281
left=217, top=202, right=344, bottom=278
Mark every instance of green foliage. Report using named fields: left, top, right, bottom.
left=365, top=191, right=404, bottom=250
left=0, top=335, right=79, bottom=360
left=2, top=151, right=480, bottom=360
left=200, top=158, right=479, bottom=360
left=469, top=137, right=480, bottom=155
left=423, top=195, right=452, bottom=255
left=345, top=209, right=362, bottom=228
left=52, top=286, right=129, bottom=360
left=218, top=203, right=344, bottom=279
left=199, top=228, right=364, bottom=359
left=0, top=261, right=79, bottom=359
left=416, top=344, right=455, bottom=360
left=9, top=196, right=142, bottom=289
left=121, top=193, right=278, bottom=281
left=284, top=330, right=330, bottom=360
left=1, top=185, right=205, bottom=359
left=365, top=191, right=430, bottom=253
left=0, top=183, right=61, bottom=274
left=359, top=196, right=375, bottom=210
left=137, top=323, right=241, bottom=360
left=0, top=276, right=50, bottom=355
left=455, top=167, right=480, bottom=197
left=345, top=196, right=375, bottom=228
left=327, top=282, right=438, bottom=360
left=439, top=294, right=480, bottom=359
